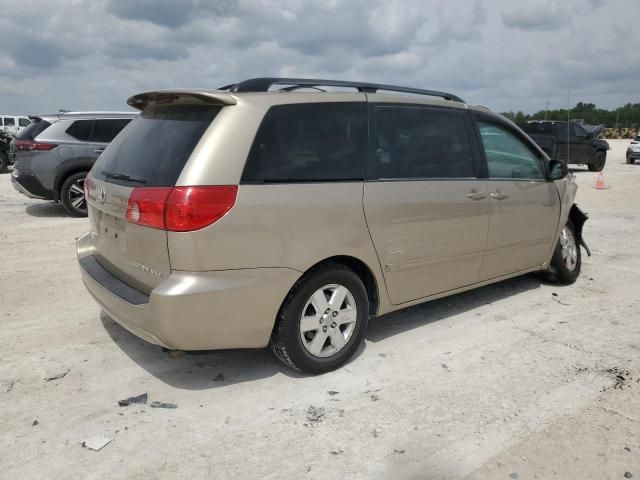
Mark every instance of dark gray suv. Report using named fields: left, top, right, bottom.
left=11, top=111, right=137, bottom=216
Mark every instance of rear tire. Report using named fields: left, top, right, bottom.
left=0, top=152, right=8, bottom=173
left=627, top=155, right=634, bottom=165
left=60, top=172, right=88, bottom=217
left=588, top=151, right=606, bottom=172
left=546, top=219, right=581, bottom=285
left=270, top=263, right=369, bottom=374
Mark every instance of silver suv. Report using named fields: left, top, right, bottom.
left=11, top=111, right=137, bottom=216
left=77, top=78, right=589, bottom=373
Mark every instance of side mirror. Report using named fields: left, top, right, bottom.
left=548, top=160, right=568, bottom=180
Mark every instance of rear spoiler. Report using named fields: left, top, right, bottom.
left=127, top=89, right=237, bottom=110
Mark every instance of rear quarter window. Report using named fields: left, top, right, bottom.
left=92, top=104, right=220, bottom=187
left=91, top=119, right=132, bottom=143
left=242, top=103, right=367, bottom=183
left=66, top=120, right=94, bottom=141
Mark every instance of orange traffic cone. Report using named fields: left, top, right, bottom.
left=594, top=172, right=608, bottom=190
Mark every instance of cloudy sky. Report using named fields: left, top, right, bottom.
left=0, top=0, right=638, bottom=115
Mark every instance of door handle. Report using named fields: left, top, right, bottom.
left=466, top=190, right=487, bottom=200
left=94, top=148, right=105, bottom=153
left=490, top=192, right=509, bottom=200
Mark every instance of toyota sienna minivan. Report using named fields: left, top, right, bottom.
left=77, top=77, right=589, bottom=374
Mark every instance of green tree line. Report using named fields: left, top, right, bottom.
left=501, top=102, right=640, bottom=127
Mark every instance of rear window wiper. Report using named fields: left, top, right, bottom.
left=101, top=171, right=147, bottom=184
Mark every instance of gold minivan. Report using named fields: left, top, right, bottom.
left=77, top=78, right=589, bottom=373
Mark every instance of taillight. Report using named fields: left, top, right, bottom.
left=165, top=186, right=238, bottom=232
left=14, top=140, right=57, bottom=151
left=125, top=186, right=237, bottom=232
left=126, top=187, right=172, bottom=230
left=84, top=174, right=93, bottom=199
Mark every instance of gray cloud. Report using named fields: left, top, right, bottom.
left=0, top=0, right=638, bottom=116
left=501, top=2, right=564, bottom=31
left=105, top=0, right=235, bottom=28
left=9, top=38, right=67, bottom=69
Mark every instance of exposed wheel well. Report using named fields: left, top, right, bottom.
left=568, top=204, right=590, bottom=256
left=304, top=256, right=380, bottom=317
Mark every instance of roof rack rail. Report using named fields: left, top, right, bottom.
left=219, top=77, right=465, bottom=103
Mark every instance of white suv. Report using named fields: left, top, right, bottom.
left=1, top=115, right=31, bottom=135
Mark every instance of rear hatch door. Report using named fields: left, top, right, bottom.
left=86, top=96, right=224, bottom=293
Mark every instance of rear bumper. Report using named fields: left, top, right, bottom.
left=11, top=171, right=53, bottom=200
left=77, top=232, right=301, bottom=350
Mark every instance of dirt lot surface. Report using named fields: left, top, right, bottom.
left=1, top=141, right=639, bottom=480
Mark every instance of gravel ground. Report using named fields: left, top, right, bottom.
left=1, top=141, right=639, bottom=480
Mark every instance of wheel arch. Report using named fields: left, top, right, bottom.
left=53, top=162, right=93, bottom=200
left=284, top=255, right=380, bottom=318
left=318, top=255, right=380, bottom=317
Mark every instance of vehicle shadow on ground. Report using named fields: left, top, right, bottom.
left=101, top=274, right=544, bottom=390
left=25, top=202, right=74, bottom=218
left=100, top=311, right=352, bottom=389
left=367, top=274, right=543, bottom=343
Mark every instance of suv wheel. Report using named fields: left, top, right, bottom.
left=627, top=154, right=634, bottom=165
left=546, top=220, right=581, bottom=285
left=588, top=151, right=606, bottom=172
left=60, top=172, right=88, bottom=217
left=270, top=263, right=369, bottom=374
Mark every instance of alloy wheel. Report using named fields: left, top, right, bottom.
left=68, top=177, right=86, bottom=213
left=559, top=226, right=578, bottom=271
left=299, top=284, right=358, bottom=358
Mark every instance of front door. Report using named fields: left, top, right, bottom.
left=363, top=103, right=490, bottom=305
left=474, top=117, right=561, bottom=280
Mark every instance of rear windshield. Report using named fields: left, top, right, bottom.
left=16, top=118, right=52, bottom=140
left=92, top=104, right=221, bottom=187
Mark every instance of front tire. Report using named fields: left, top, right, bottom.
left=60, top=172, right=88, bottom=217
left=588, top=151, right=606, bottom=172
left=547, top=220, right=581, bottom=285
left=270, top=263, right=369, bottom=374
left=627, top=155, right=635, bottom=165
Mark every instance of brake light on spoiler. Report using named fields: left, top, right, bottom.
left=126, top=186, right=238, bottom=232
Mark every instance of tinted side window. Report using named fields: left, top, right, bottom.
left=521, top=122, right=553, bottom=135
left=3, top=117, right=15, bottom=126
left=242, top=103, right=366, bottom=183
left=555, top=123, right=570, bottom=139
left=66, top=120, right=94, bottom=141
left=573, top=123, right=587, bottom=137
left=478, top=121, right=543, bottom=179
left=19, top=118, right=30, bottom=127
left=91, top=119, right=132, bottom=143
left=369, top=106, right=474, bottom=179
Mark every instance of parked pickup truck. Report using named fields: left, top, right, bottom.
left=520, top=121, right=609, bottom=172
